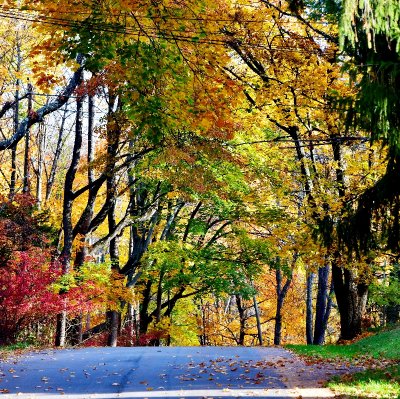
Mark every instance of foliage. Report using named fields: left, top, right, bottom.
left=334, top=0, right=400, bottom=258
left=0, top=249, right=63, bottom=344
left=52, top=262, right=134, bottom=314
left=369, top=279, right=400, bottom=308
left=0, top=0, right=398, bottom=347
left=0, top=194, right=54, bottom=263
left=0, top=194, right=60, bottom=343
left=169, top=298, right=200, bottom=346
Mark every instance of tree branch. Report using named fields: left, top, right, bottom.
left=0, top=60, right=84, bottom=151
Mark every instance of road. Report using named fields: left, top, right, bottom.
left=0, top=346, right=337, bottom=398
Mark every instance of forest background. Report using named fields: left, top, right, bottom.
left=0, top=0, right=399, bottom=348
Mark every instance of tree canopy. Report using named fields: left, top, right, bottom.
left=0, top=0, right=398, bottom=347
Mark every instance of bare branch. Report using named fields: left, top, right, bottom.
left=0, top=62, right=84, bottom=151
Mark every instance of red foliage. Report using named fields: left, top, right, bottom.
left=0, top=194, right=115, bottom=346
left=80, top=326, right=167, bottom=347
left=0, top=250, right=63, bottom=344
left=0, top=195, right=64, bottom=343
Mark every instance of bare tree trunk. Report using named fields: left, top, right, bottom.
left=306, top=271, right=314, bottom=344
left=200, top=299, right=208, bottom=346
left=235, top=294, right=246, bottom=345
left=106, top=93, right=121, bottom=348
left=35, top=121, right=45, bottom=208
left=332, top=260, right=368, bottom=340
left=253, top=295, right=263, bottom=346
left=139, top=280, right=153, bottom=337
left=274, top=267, right=292, bottom=345
left=10, top=144, right=17, bottom=197
left=22, top=83, right=33, bottom=194
left=45, top=104, right=68, bottom=201
left=106, top=310, right=121, bottom=347
left=10, top=38, right=21, bottom=198
left=70, top=315, right=83, bottom=346
left=55, top=86, right=84, bottom=347
left=55, top=310, right=67, bottom=348
left=313, top=265, right=331, bottom=344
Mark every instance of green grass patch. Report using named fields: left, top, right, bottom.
left=287, top=327, right=400, bottom=360
left=328, top=364, right=400, bottom=398
left=288, top=328, right=400, bottom=398
left=2, top=342, right=32, bottom=351
left=0, top=342, right=32, bottom=361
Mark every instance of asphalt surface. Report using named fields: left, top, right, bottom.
left=0, top=346, right=335, bottom=398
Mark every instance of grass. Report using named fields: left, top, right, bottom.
left=0, top=342, right=33, bottom=361
left=287, top=328, right=400, bottom=360
left=288, top=327, right=400, bottom=398
left=327, top=364, right=400, bottom=399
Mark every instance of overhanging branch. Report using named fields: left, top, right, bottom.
left=0, top=60, right=84, bottom=151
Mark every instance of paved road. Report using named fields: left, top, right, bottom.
left=0, top=347, right=335, bottom=398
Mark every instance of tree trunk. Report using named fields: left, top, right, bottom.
left=331, top=137, right=369, bottom=341
left=22, top=83, right=33, bottom=194
left=274, top=268, right=292, bottom=345
left=306, top=271, right=314, bottom=344
left=139, top=280, right=153, bottom=337
left=107, top=310, right=120, bottom=347
left=35, top=121, right=46, bottom=208
left=253, top=295, right=263, bottom=346
left=55, top=310, right=67, bottom=347
left=70, top=314, right=83, bottom=346
left=10, top=39, right=21, bottom=198
left=55, top=86, right=84, bottom=347
left=45, top=104, right=68, bottom=201
left=313, top=265, right=331, bottom=344
left=235, top=294, right=246, bottom=345
left=332, top=262, right=368, bottom=340
left=105, top=93, right=121, bottom=347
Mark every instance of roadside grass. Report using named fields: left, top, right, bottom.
left=327, top=364, right=400, bottom=399
left=287, top=327, right=400, bottom=398
left=0, top=342, right=32, bottom=361
left=287, top=328, right=400, bottom=360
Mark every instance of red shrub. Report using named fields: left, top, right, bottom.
left=0, top=249, right=64, bottom=344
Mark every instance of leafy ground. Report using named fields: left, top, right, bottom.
left=0, top=342, right=34, bottom=362
left=288, top=328, right=400, bottom=398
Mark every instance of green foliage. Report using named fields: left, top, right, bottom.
left=142, top=241, right=196, bottom=289
left=52, top=272, right=76, bottom=293
left=369, top=273, right=400, bottom=307
left=121, top=41, right=192, bottom=144
left=340, top=0, right=400, bottom=50
left=187, top=218, right=209, bottom=235
left=332, top=0, right=400, bottom=257
left=338, top=0, right=400, bottom=155
left=169, top=298, right=200, bottom=346
left=301, top=0, right=342, bottom=22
